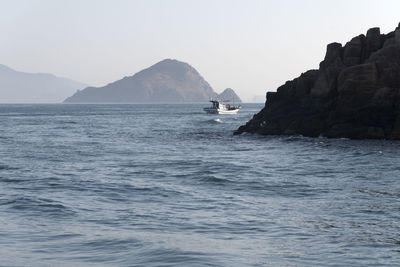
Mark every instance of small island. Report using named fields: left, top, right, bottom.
left=236, top=23, right=400, bottom=139
left=217, top=88, right=242, bottom=103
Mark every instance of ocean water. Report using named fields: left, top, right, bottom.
left=1, top=103, right=400, bottom=267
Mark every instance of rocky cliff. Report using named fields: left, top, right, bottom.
left=64, top=59, right=217, bottom=103
left=236, top=23, right=400, bottom=139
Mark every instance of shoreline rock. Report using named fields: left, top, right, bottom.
left=235, top=23, right=400, bottom=140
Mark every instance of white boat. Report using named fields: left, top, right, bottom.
left=203, top=100, right=241, bottom=114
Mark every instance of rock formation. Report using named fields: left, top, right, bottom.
left=235, top=23, right=400, bottom=139
left=217, top=88, right=242, bottom=103
left=64, top=59, right=217, bottom=103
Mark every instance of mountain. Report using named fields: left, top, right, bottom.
left=236, top=23, right=400, bottom=140
left=0, top=64, right=87, bottom=103
left=64, top=59, right=217, bottom=103
left=217, top=88, right=242, bottom=103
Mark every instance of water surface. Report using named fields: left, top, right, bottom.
left=0, top=103, right=399, bottom=266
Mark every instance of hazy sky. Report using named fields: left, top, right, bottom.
left=1, top=0, right=399, bottom=101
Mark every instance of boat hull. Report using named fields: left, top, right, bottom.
left=203, top=108, right=240, bottom=114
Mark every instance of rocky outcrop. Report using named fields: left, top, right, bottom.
left=217, top=88, right=242, bottom=103
left=235, top=23, right=400, bottom=139
left=64, top=59, right=217, bottom=103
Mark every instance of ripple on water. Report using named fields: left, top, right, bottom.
left=1, top=196, right=75, bottom=218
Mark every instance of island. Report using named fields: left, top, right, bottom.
left=64, top=59, right=240, bottom=104
left=217, top=88, right=242, bottom=103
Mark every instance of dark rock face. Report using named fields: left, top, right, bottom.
left=64, top=59, right=217, bottom=103
left=235, top=24, right=400, bottom=139
left=217, top=88, right=242, bottom=103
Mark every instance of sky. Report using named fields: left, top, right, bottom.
left=1, top=0, right=399, bottom=102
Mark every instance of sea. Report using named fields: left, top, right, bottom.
left=0, top=103, right=400, bottom=267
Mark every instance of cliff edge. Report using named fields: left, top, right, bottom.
left=235, top=23, right=400, bottom=139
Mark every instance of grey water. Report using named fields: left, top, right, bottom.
left=0, top=103, right=400, bottom=267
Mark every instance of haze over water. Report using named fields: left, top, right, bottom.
left=2, top=0, right=400, bottom=102
left=1, top=104, right=399, bottom=266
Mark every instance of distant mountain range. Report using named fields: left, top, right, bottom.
left=64, top=59, right=241, bottom=103
left=0, top=60, right=242, bottom=104
left=0, top=64, right=87, bottom=103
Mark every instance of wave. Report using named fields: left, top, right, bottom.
left=198, top=175, right=234, bottom=185
left=0, top=164, right=19, bottom=171
left=199, top=118, right=223, bottom=124
left=1, top=196, right=75, bottom=218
